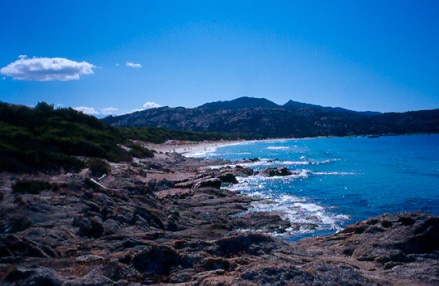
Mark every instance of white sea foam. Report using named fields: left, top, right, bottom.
left=311, top=171, right=355, bottom=175
left=229, top=175, right=349, bottom=238
left=267, top=146, right=289, bottom=150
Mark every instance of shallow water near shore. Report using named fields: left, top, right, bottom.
left=194, top=134, right=439, bottom=241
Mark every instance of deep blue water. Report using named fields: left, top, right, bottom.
left=193, top=134, right=439, bottom=241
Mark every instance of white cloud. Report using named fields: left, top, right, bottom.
left=100, top=107, right=119, bottom=115
left=143, top=101, right=161, bottom=109
left=73, top=103, right=159, bottom=117
left=74, top=106, right=99, bottom=115
left=126, top=61, right=142, bottom=68
left=0, top=56, right=95, bottom=81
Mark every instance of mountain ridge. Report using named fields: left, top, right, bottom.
left=199, top=96, right=280, bottom=110
left=103, top=97, right=439, bottom=138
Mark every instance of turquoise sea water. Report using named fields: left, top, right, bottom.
left=194, top=134, right=439, bottom=241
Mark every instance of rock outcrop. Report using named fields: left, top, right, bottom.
left=0, top=153, right=438, bottom=285
left=259, top=166, right=293, bottom=177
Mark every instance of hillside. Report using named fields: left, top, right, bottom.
left=0, top=102, right=141, bottom=173
left=0, top=102, right=260, bottom=173
left=103, top=97, right=439, bottom=138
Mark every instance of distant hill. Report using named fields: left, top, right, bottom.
left=103, top=97, right=439, bottom=138
left=283, top=100, right=381, bottom=116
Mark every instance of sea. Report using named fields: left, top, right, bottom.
left=191, top=134, right=439, bottom=241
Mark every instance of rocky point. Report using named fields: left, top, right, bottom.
left=0, top=151, right=438, bottom=285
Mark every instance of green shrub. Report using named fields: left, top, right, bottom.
left=12, top=180, right=58, bottom=194
left=0, top=102, right=132, bottom=173
left=118, top=126, right=258, bottom=144
left=126, top=142, right=155, bottom=158
left=88, top=158, right=111, bottom=177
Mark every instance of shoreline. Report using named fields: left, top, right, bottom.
left=1, top=140, right=438, bottom=284
left=148, top=133, right=439, bottom=158
left=145, top=139, right=246, bottom=157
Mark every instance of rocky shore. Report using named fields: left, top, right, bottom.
left=0, top=149, right=438, bottom=285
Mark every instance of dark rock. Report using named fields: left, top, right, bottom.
left=217, top=173, right=238, bottom=184
left=241, top=264, right=313, bottom=285
left=259, top=166, right=292, bottom=177
left=0, top=240, right=13, bottom=257
left=233, top=212, right=292, bottom=233
left=158, top=178, right=175, bottom=190
left=1, top=235, right=51, bottom=258
left=77, top=217, right=92, bottom=237
left=215, top=233, right=280, bottom=257
left=72, top=216, right=84, bottom=227
left=194, top=178, right=222, bottom=189
left=103, top=219, right=123, bottom=235
left=132, top=244, right=180, bottom=276
left=84, top=201, right=100, bottom=213
left=5, top=266, right=62, bottom=286
left=6, top=215, right=32, bottom=233
left=199, top=257, right=236, bottom=271
left=147, top=178, right=157, bottom=191
left=233, top=165, right=254, bottom=177
left=166, top=215, right=180, bottom=231
left=76, top=216, right=103, bottom=238
left=403, top=216, right=439, bottom=253
left=133, top=206, right=164, bottom=229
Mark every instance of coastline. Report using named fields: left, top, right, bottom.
left=0, top=140, right=438, bottom=285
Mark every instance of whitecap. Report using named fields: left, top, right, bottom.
left=311, top=171, right=355, bottom=175
left=267, top=146, right=289, bottom=150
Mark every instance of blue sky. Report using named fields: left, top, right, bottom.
left=1, top=1, right=438, bottom=116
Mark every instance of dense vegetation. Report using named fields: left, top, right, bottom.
left=0, top=102, right=144, bottom=173
left=119, top=126, right=259, bottom=144
left=0, top=102, right=255, bottom=173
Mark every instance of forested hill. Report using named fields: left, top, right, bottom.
left=103, top=97, right=439, bottom=138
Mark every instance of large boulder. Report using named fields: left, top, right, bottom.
left=259, top=167, right=292, bottom=177
left=74, top=216, right=104, bottom=238
left=232, top=165, right=254, bottom=177
left=217, top=172, right=239, bottom=184
left=5, top=266, right=62, bottom=286
left=132, top=245, right=180, bottom=276
left=298, top=211, right=439, bottom=264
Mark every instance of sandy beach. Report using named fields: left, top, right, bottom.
left=144, top=139, right=244, bottom=157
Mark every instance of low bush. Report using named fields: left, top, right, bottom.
left=88, top=158, right=111, bottom=177
left=126, top=142, right=155, bottom=158
left=12, top=180, right=58, bottom=194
